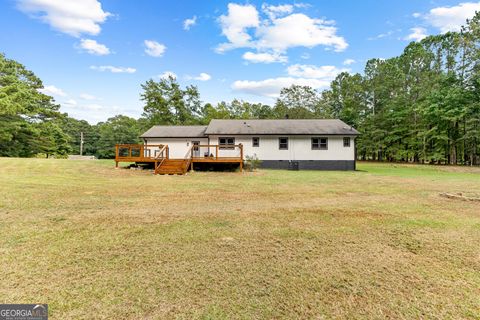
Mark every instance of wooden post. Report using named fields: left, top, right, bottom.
left=166, top=146, right=169, bottom=159
left=115, top=145, right=119, bottom=168
left=216, top=145, right=219, bottom=160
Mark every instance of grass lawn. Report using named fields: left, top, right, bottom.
left=1, top=158, right=479, bottom=319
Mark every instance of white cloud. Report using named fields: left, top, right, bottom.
left=63, top=99, right=77, bottom=107
left=90, top=65, right=136, bottom=73
left=183, top=16, right=197, bottom=30
left=59, top=102, right=140, bottom=124
left=62, top=102, right=103, bottom=110
left=261, top=3, right=310, bottom=19
left=216, top=3, right=348, bottom=55
left=144, top=40, right=166, bottom=57
left=159, top=71, right=177, bottom=79
left=242, top=51, right=287, bottom=63
left=84, top=104, right=103, bottom=110
left=186, top=73, right=212, bottom=81
left=256, top=13, right=348, bottom=52
left=261, top=4, right=294, bottom=20
left=216, top=3, right=260, bottom=53
left=301, top=52, right=310, bottom=60
left=286, top=64, right=347, bottom=79
left=79, top=39, right=110, bottom=55
left=79, top=93, right=97, bottom=100
left=232, top=77, right=330, bottom=98
left=343, top=59, right=356, bottom=65
left=293, top=3, right=311, bottom=9
left=233, top=61, right=347, bottom=98
left=404, top=27, right=428, bottom=42
left=196, top=73, right=211, bottom=81
left=39, top=85, right=67, bottom=97
left=17, top=0, right=111, bottom=37
left=419, top=2, right=480, bottom=33
left=367, top=30, right=393, bottom=40
left=412, top=12, right=421, bottom=18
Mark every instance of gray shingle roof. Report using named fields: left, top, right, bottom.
left=140, top=125, right=207, bottom=138
left=204, top=119, right=360, bottom=135
left=141, top=120, right=360, bottom=138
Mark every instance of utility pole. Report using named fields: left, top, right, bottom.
left=80, top=132, right=84, bottom=156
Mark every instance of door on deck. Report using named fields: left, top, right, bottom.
left=192, top=141, right=200, bottom=157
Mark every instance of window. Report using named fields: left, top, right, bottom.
left=279, top=137, right=288, bottom=150
left=219, top=137, right=235, bottom=149
left=343, top=137, right=351, bottom=147
left=312, top=137, right=328, bottom=150
left=252, top=137, right=260, bottom=147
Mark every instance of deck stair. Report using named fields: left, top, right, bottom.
left=154, top=159, right=189, bottom=175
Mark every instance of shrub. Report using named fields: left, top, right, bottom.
left=244, top=154, right=262, bottom=171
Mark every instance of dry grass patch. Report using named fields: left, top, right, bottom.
left=0, top=158, right=479, bottom=319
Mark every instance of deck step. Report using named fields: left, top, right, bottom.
left=155, top=159, right=189, bottom=175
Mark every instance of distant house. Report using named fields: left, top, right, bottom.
left=115, top=119, right=360, bottom=174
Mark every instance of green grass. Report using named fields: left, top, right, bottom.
left=1, top=158, right=480, bottom=319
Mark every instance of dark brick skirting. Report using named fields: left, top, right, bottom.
left=260, top=160, right=356, bottom=171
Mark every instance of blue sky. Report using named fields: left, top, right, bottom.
left=1, top=0, right=478, bottom=123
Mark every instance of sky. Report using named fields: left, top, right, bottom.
left=1, top=0, right=479, bottom=123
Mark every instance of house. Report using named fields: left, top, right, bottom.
left=115, top=119, right=360, bottom=174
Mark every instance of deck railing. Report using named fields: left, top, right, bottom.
left=190, top=144, right=243, bottom=160
left=154, top=145, right=169, bottom=174
left=115, top=144, right=166, bottom=166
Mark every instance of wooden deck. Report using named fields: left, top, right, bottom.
left=115, top=144, right=243, bottom=174
left=192, top=157, right=243, bottom=163
left=114, top=144, right=167, bottom=163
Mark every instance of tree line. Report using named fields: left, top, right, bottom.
left=1, top=13, right=479, bottom=164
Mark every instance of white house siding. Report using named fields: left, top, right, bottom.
left=144, top=135, right=356, bottom=170
left=145, top=137, right=208, bottom=159
left=207, top=135, right=355, bottom=161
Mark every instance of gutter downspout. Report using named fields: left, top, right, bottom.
left=354, top=136, right=357, bottom=171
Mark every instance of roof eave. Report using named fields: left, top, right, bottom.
left=203, top=132, right=361, bottom=135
